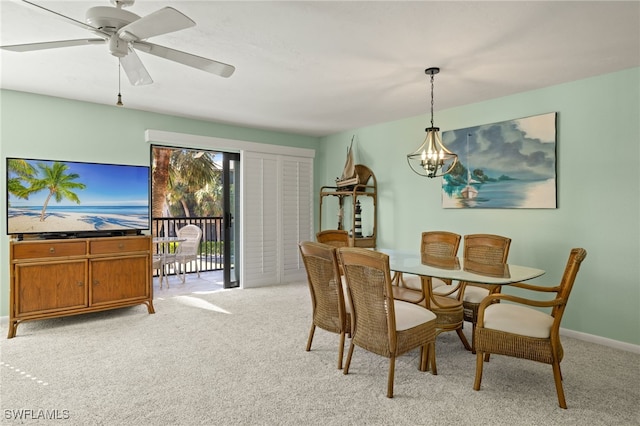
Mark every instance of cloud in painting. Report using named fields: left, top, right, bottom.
left=443, top=112, right=556, bottom=180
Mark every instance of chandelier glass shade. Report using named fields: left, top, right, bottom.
left=407, top=68, right=457, bottom=178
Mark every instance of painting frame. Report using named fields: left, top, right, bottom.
left=441, top=112, right=557, bottom=209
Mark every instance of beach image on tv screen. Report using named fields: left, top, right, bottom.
left=7, top=159, right=150, bottom=235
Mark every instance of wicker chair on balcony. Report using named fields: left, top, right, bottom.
left=473, top=248, right=587, bottom=409
left=392, top=231, right=470, bottom=351
left=173, top=224, right=203, bottom=283
left=434, top=234, right=512, bottom=353
left=299, top=241, right=351, bottom=370
left=339, top=247, right=437, bottom=398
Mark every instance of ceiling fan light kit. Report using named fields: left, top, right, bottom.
left=2, top=0, right=236, bottom=98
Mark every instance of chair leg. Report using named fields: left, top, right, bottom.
left=456, top=327, right=472, bottom=351
left=343, top=342, right=355, bottom=375
left=420, top=345, right=428, bottom=372
left=471, top=323, right=477, bottom=354
left=337, top=331, right=345, bottom=370
left=473, top=351, right=484, bottom=390
left=387, top=357, right=396, bottom=398
left=552, top=361, right=567, bottom=409
left=305, top=324, right=315, bottom=352
left=431, top=342, right=438, bottom=375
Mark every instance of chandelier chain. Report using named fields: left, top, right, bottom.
left=430, top=72, right=434, bottom=128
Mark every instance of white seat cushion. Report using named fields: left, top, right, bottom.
left=393, top=300, right=437, bottom=331
left=403, top=274, right=447, bottom=290
left=461, top=285, right=490, bottom=303
left=483, top=303, right=554, bottom=338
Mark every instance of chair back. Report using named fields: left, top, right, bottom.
left=421, top=231, right=461, bottom=257
left=316, top=230, right=350, bottom=248
left=176, top=225, right=203, bottom=256
left=464, top=234, right=511, bottom=264
left=339, top=247, right=396, bottom=357
left=552, top=248, right=587, bottom=320
left=299, top=241, right=348, bottom=334
left=421, top=231, right=461, bottom=285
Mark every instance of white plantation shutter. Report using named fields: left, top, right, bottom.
left=242, top=152, right=313, bottom=288
left=281, top=156, right=313, bottom=282
left=243, top=153, right=279, bottom=287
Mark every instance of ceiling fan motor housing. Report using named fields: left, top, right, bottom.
left=85, top=6, right=140, bottom=34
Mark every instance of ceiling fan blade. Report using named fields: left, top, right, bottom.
left=120, top=50, right=153, bottom=86
left=19, top=0, right=108, bottom=36
left=117, top=7, right=195, bottom=42
left=133, top=41, right=235, bottom=78
left=1, top=38, right=104, bottom=52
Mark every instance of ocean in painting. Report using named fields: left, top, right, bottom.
left=442, top=179, right=556, bottom=209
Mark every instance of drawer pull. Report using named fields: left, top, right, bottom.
left=49, top=247, right=55, bottom=253
left=77, top=281, right=84, bottom=287
left=118, top=243, right=125, bottom=249
left=93, top=280, right=100, bottom=286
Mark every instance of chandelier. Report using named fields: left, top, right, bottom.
left=407, top=67, right=457, bottom=178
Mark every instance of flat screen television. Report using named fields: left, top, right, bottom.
left=7, top=157, right=150, bottom=238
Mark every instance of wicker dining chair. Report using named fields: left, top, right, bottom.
left=339, top=247, right=437, bottom=398
left=299, top=241, right=351, bottom=369
left=392, top=231, right=470, bottom=351
left=316, top=229, right=350, bottom=247
left=473, top=248, right=587, bottom=409
left=434, top=234, right=511, bottom=353
left=393, top=231, right=461, bottom=296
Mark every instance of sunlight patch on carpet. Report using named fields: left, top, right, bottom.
left=174, top=295, right=231, bottom=313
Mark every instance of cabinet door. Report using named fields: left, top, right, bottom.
left=14, top=260, right=87, bottom=316
left=90, top=255, right=149, bottom=305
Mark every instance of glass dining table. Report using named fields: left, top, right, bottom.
left=375, top=248, right=545, bottom=285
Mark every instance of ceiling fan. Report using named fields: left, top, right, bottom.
left=1, top=0, right=235, bottom=85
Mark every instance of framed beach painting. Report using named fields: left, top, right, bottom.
left=441, top=112, right=557, bottom=209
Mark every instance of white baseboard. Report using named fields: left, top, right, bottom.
left=560, top=327, right=640, bottom=354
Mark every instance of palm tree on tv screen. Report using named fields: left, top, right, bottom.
left=7, top=159, right=37, bottom=204
left=30, top=162, right=86, bottom=222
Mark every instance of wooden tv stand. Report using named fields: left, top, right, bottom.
left=8, top=235, right=155, bottom=338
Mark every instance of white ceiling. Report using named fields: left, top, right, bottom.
left=1, top=1, right=639, bottom=137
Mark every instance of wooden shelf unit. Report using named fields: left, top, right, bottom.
left=8, top=235, right=154, bottom=338
left=319, top=164, right=377, bottom=248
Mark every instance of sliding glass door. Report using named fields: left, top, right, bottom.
left=222, top=152, right=240, bottom=288
left=151, top=146, right=240, bottom=289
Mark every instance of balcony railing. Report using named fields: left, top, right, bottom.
left=152, top=216, right=225, bottom=276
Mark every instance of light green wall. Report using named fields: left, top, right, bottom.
left=2, top=68, right=639, bottom=346
left=317, top=68, right=640, bottom=346
left=0, top=89, right=319, bottom=318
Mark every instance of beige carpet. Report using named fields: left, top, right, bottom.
left=1, top=282, right=638, bottom=425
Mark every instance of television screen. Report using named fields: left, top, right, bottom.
left=7, top=157, right=150, bottom=237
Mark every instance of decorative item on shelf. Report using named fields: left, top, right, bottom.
left=336, top=135, right=358, bottom=189
left=354, top=200, right=362, bottom=237
left=407, top=67, right=458, bottom=178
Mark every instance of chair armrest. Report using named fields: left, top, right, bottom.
left=476, top=293, right=565, bottom=327
left=509, top=282, right=560, bottom=293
